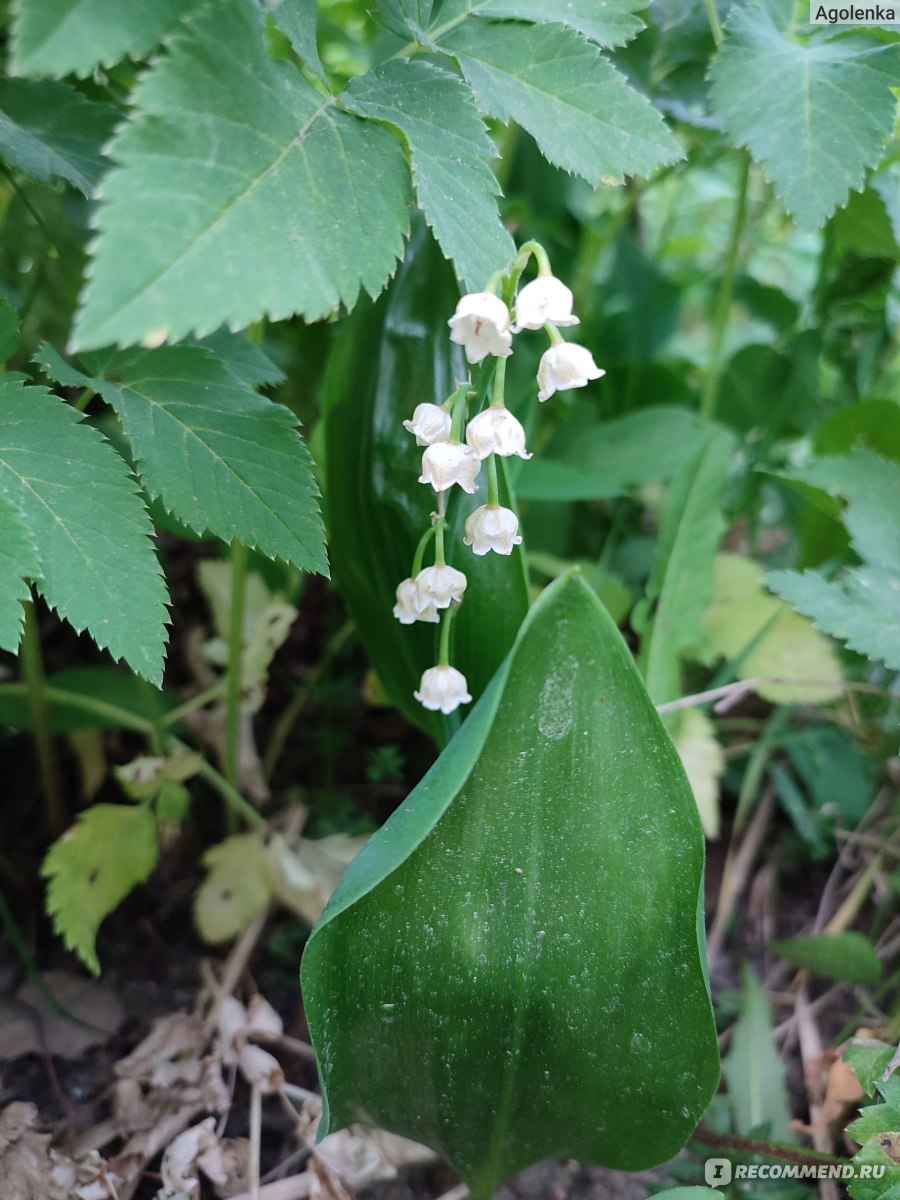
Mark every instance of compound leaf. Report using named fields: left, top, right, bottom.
left=441, top=19, right=681, bottom=184
left=0, top=375, right=169, bottom=684
left=37, top=343, right=327, bottom=575
left=432, top=0, right=647, bottom=49
left=42, top=804, right=159, bottom=974
left=0, top=79, right=117, bottom=195
left=71, top=2, right=410, bottom=350
left=709, top=2, right=900, bottom=230
left=344, top=59, right=515, bottom=290
left=302, top=572, right=719, bottom=1195
left=0, top=495, right=41, bottom=653
left=267, top=0, right=328, bottom=81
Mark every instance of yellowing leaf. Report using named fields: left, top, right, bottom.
left=673, top=709, right=724, bottom=840
left=42, top=804, right=159, bottom=974
left=269, top=832, right=369, bottom=927
left=701, top=554, right=843, bottom=704
left=194, top=833, right=274, bottom=944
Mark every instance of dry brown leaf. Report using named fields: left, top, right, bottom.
left=116, top=1012, right=207, bottom=1081
left=0, top=1102, right=52, bottom=1200
left=159, top=1117, right=218, bottom=1197
left=237, top=1044, right=284, bottom=1093
left=197, top=1136, right=251, bottom=1197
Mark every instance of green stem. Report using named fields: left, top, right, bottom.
left=434, top=519, right=446, bottom=566
left=703, top=0, right=724, bottom=45
left=411, top=525, right=437, bottom=577
left=491, top=357, right=507, bottom=407
left=0, top=162, right=65, bottom=256
left=487, top=454, right=500, bottom=506
left=20, top=599, right=65, bottom=837
left=700, top=152, right=750, bottom=420
left=438, top=604, right=455, bottom=666
left=225, top=541, right=248, bottom=792
left=449, top=387, right=469, bottom=442
left=544, top=322, right=564, bottom=346
left=72, top=387, right=95, bottom=413
left=181, top=745, right=266, bottom=830
left=0, top=682, right=153, bottom=733
left=161, top=680, right=227, bottom=727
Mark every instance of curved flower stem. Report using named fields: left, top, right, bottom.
left=702, top=0, right=724, bottom=45
left=225, top=540, right=248, bottom=804
left=411, top=524, right=437, bottom=576
left=491, top=357, right=507, bottom=408
left=701, top=151, right=750, bottom=420
left=449, top=386, right=469, bottom=442
left=544, top=321, right=564, bottom=346
left=438, top=603, right=455, bottom=667
left=434, top=518, right=447, bottom=566
left=486, top=454, right=500, bottom=507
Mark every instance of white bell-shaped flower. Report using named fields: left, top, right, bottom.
left=463, top=504, right=523, bottom=556
left=415, top=564, right=467, bottom=610
left=512, top=275, right=580, bottom=332
left=537, top=342, right=605, bottom=402
left=402, top=403, right=452, bottom=446
left=414, top=665, right=473, bottom=714
left=419, top=442, right=481, bottom=493
left=465, top=406, right=532, bottom=460
left=393, top=577, right=439, bottom=624
left=448, top=293, right=513, bottom=364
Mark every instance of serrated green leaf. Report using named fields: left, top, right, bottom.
left=846, top=1038, right=896, bottom=1096
left=0, top=297, right=21, bottom=363
left=0, top=376, right=169, bottom=684
left=441, top=20, right=681, bottom=185
left=302, top=572, right=719, bottom=1193
left=71, top=2, right=410, bottom=351
left=765, top=566, right=900, bottom=672
left=0, top=79, right=117, bottom=196
left=723, top=964, right=794, bottom=1142
left=638, top=428, right=733, bottom=704
left=432, top=0, right=647, bottom=49
left=770, top=932, right=882, bottom=985
left=192, top=330, right=286, bottom=388
left=849, top=1136, right=900, bottom=1200
left=266, top=0, right=328, bottom=81
left=10, top=0, right=197, bottom=78
left=374, top=0, right=434, bottom=39
left=709, top=3, right=900, bottom=230
left=0, top=495, right=41, bottom=653
left=344, top=60, right=515, bottom=290
left=42, top=804, right=159, bottom=974
left=36, top=343, right=327, bottom=574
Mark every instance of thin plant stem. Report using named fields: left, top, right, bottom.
left=182, top=743, right=266, bottom=830
left=438, top=604, right=455, bottom=666
left=700, top=152, right=751, bottom=420
left=491, top=357, right=506, bottom=407
left=225, top=540, right=249, bottom=793
left=487, top=454, right=500, bottom=506
left=703, top=0, right=724, bottom=45
left=0, top=162, right=65, bottom=256
left=435, top=518, right=447, bottom=565
left=411, top=524, right=437, bottom=576
left=20, top=598, right=66, bottom=837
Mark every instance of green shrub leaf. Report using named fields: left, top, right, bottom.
left=302, top=572, right=719, bottom=1195
left=709, top=2, right=900, bottom=230
left=431, top=0, right=647, bottom=49
left=37, top=343, right=328, bottom=575
left=723, top=964, right=794, bottom=1141
left=0, top=376, right=169, bottom=683
left=770, top=932, right=882, bottom=986
left=71, top=2, right=410, bottom=350
left=0, top=495, right=40, bottom=653
left=42, top=804, right=159, bottom=974
left=344, top=60, right=515, bottom=290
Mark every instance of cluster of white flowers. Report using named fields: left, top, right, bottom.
left=396, top=246, right=605, bottom=715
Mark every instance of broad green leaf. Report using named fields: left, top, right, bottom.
left=765, top=566, right=900, bottom=672
left=702, top=554, right=844, bottom=704
left=0, top=495, right=40, bottom=653
left=324, top=220, right=528, bottom=741
left=430, top=0, right=647, bottom=48
left=0, top=376, right=169, bottom=684
left=848, top=1066, right=900, bottom=1200
left=723, top=964, right=794, bottom=1142
left=193, top=330, right=286, bottom=388
left=36, top=343, right=328, bottom=575
left=42, top=804, right=159, bottom=974
left=441, top=20, right=681, bottom=185
left=0, top=80, right=117, bottom=196
left=516, top=406, right=711, bottom=500
left=770, top=932, right=881, bottom=986
left=10, top=0, right=197, bottom=78
left=343, top=60, right=515, bottom=291
left=266, top=0, right=328, bottom=81
left=638, top=428, right=733, bottom=704
left=71, top=2, right=410, bottom=351
left=374, top=0, right=434, bottom=39
left=302, top=572, right=719, bottom=1194
left=709, top=3, right=900, bottom=230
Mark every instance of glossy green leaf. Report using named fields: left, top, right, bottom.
left=638, top=428, right=733, bottom=704
left=770, top=932, right=882, bottom=986
left=71, top=2, right=410, bottom=350
left=0, top=376, right=169, bottom=684
left=10, top=0, right=197, bottom=78
left=723, top=964, right=793, bottom=1142
left=441, top=20, right=681, bottom=185
left=0, top=79, right=117, bottom=196
left=0, top=495, right=40, bottom=653
left=36, top=343, right=328, bottom=575
left=323, top=220, right=529, bottom=740
left=343, top=60, right=515, bottom=291
left=709, top=2, right=900, bottom=230
left=431, top=0, right=647, bottom=49
left=302, top=572, right=719, bottom=1195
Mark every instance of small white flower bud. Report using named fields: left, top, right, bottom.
left=393, top=577, right=439, bottom=624
left=414, top=665, right=473, bottom=714
left=537, top=342, right=605, bottom=402
left=415, top=564, right=467, bottom=610
left=419, top=442, right=481, bottom=493
left=448, top=292, right=513, bottom=364
left=463, top=504, right=523, bottom=556
left=512, top=275, right=580, bottom=332
left=465, top=406, right=532, bottom=460
left=402, top=403, right=452, bottom=446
